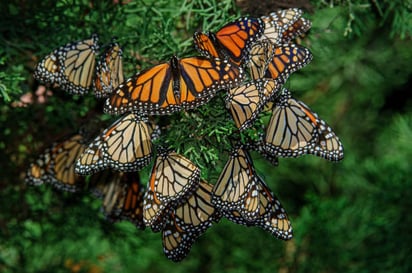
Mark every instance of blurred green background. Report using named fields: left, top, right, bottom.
left=1, top=0, right=412, bottom=272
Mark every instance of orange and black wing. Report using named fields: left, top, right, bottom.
left=264, top=44, right=313, bottom=83
left=34, top=34, right=99, bottom=95
left=215, top=17, right=264, bottom=64
left=178, top=56, right=244, bottom=110
left=104, top=60, right=178, bottom=115
left=194, top=17, right=264, bottom=65
left=105, top=56, right=244, bottom=115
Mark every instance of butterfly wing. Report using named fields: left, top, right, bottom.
left=26, top=133, right=87, bottom=192
left=101, top=113, right=153, bottom=171
left=264, top=89, right=318, bottom=157
left=265, top=89, right=344, bottom=161
left=162, top=180, right=221, bottom=262
left=264, top=44, right=313, bottom=83
left=90, top=171, right=145, bottom=229
left=193, top=32, right=222, bottom=59
left=222, top=176, right=293, bottom=240
left=25, top=148, right=53, bottom=186
left=104, top=60, right=179, bottom=115
left=143, top=148, right=200, bottom=231
left=75, top=140, right=107, bottom=175
left=214, top=17, right=264, bottom=65
left=294, top=101, right=344, bottom=161
left=259, top=8, right=311, bottom=46
left=226, top=79, right=281, bottom=130
left=76, top=113, right=153, bottom=174
left=178, top=56, right=244, bottom=110
left=248, top=40, right=274, bottom=80
left=34, top=34, right=99, bottom=95
left=93, top=40, right=124, bottom=98
left=212, top=147, right=260, bottom=221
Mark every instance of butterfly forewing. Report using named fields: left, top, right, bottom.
left=89, top=171, right=145, bottom=229
left=248, top=40, right=274, bottom=80
left=264, top=44, right=313, bottom=84
left=226, top=79, right=281, bottom=130
left=34, top=34, right=99, bottom=95
left=265, top=89, right=318, bottom=157
left=143, top=149, right=201, bottom=231
left=25, top=133, right=88, bottom=192
left=193, top=17, right=264, bottom=65
left=76, top=113, right=153, bottom=174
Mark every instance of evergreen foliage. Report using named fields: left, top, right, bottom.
left=1, top=0, right=411, bottom=272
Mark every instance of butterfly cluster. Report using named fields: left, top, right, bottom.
left=27, top=8, right=344, bottom=262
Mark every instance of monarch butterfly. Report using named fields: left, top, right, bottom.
left=222, top=175, right=293, bottom=240
left=90, top=171, right=145, bottom=229
left=143, top=147, right=200, bottom=231
left=34, top=34, right=99, bottom=95
left=25, top=133, right=87, bottom=192
left=193, top=17, right=264, bottom=65
left=264, top=89, right=344, bottom=161
left=75, top=113, right=153, bottom=175
left=247, top=40, right=274, bottom=80
left=93, top=39, right=124, bottom=98
left=249, top=42, right=313, bottom=82
left=104, top=55, right=244, bottom=116
left=259, top=8, right=311, bottom=46
left=162, top=180, right=221, bottom=262
left=226, top=79, right=281, bottom=130
left=212, top=146, right=261, bottom=221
